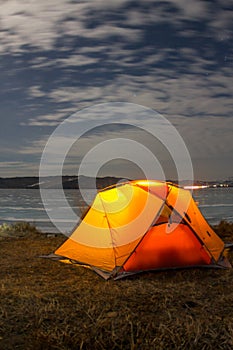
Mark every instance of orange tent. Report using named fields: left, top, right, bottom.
left=54, top=180, right=231, bottom=279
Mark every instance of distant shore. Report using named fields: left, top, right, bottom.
left=0, top=176, right=232, bottom=189
left=0, top=176, right=123, bottom=189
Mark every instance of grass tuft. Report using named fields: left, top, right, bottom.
left=0, top=222, right=41, bottom=238
left=213, top=220, right=233, bottom=241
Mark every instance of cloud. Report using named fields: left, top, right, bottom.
left=0, top=161, right=39, bottom=176
left=0, top=0, right=136, bottom=53
left=21, top=112, right=70, bottom=127
left=28, top=85, right=46, bottom=98
left=0, top=0, right=75, bottom=52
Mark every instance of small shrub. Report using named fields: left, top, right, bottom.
left=214, top=220, right=233, bottom=241
left=0, top=221, right=41, bottom=237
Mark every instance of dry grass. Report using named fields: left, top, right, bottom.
left=0, top=222, right=233, bottom=349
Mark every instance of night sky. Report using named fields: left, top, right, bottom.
left=0, top=0, right=232, bottom=180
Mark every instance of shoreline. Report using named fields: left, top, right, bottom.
left=1, top=218, right=233, bottom=238
left=1, top=219, right=233, bottom=239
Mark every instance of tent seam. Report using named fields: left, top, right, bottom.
left=98, top=193, right=118, bottom=269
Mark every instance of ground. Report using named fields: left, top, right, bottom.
left=0, top=222, right=233, bottom=350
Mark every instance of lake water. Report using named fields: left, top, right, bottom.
left=0, top=188, right=232, bottom=234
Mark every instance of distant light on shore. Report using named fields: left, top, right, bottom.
left=183, top=185, right=209, bottom=190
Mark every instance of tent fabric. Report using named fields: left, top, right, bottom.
left=54, top=180, right=231, bottom=279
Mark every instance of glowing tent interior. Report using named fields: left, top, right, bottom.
left=53, top=180, right=231, bottom=279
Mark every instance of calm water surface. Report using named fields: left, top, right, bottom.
left=0, top=188, right=232, bottom=233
